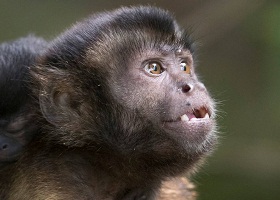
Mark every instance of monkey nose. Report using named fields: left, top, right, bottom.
left=1, top=143, right=8, bottom=150
left=182, top=84, right=193, bottom=93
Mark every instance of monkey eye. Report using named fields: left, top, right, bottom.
left=180, top=62, right=191, bottom=74
left=6, top=117, right=27, bottom=133
left=145, top=62, right=164, bottom=75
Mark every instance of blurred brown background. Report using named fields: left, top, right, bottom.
left=0, top=0, right=279, bottom=199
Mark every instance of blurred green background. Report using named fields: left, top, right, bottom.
left=0, top=0, right=279, bottom=199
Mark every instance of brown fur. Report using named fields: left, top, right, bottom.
left=158, top=177, right=196, bottom=200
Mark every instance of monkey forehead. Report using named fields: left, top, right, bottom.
left=135, top=47, right=193, bottom=61
left=154, top=47, right=192, bottom=57
left=86, top=30, right=191, bottom=54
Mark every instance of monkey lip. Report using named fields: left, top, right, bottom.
left=179, top=106, right=211, bottom=122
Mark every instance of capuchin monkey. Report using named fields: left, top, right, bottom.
left=1, top=6, right=217, bottom=200
left=0, top=36, right=47, bottom=166
left=0, top=35, right=195, bottom=200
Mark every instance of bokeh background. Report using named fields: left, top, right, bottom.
left=0, top=0, right=279, bottom=199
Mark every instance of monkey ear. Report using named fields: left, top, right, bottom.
left=39, top=89, right=79, bottom=126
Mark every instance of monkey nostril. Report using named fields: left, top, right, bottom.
left=1, top=144, right=8, bottom=150
left=182, top=84, right=192, bottom=93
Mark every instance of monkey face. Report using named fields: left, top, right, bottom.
left=0, top=111, right=39, bottom=163
left=108, top=46, right=217, bottom=157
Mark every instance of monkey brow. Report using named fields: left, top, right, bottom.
left=155, top=45, right=189, bottom=56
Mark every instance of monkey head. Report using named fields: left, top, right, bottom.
left=35, top=6, right=217, bottom=180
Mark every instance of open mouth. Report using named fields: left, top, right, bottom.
left=180, top=106, right=210, bottom=122
left=163, top=105, right=215, bottom=139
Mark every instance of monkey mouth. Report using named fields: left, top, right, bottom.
left=180, top=106, right=210, bottom=122
left=163, top=106, right=215, bottom=141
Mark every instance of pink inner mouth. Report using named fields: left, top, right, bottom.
left=186, top=113, right=196, bottom=120
left=193, top=107, right=209, bottom=119
left=179, top=106, right=211, bottom=122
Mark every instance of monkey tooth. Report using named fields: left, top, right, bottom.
left=180, top=109, right=210, bottom=122
left=180, top=114, right=189, bottom=121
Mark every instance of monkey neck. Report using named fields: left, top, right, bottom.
left=40, top=122, right=196, bottom=186
left=71, top=143, right=193, bottom=184
left=41, top=139, right=188, bottom=183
